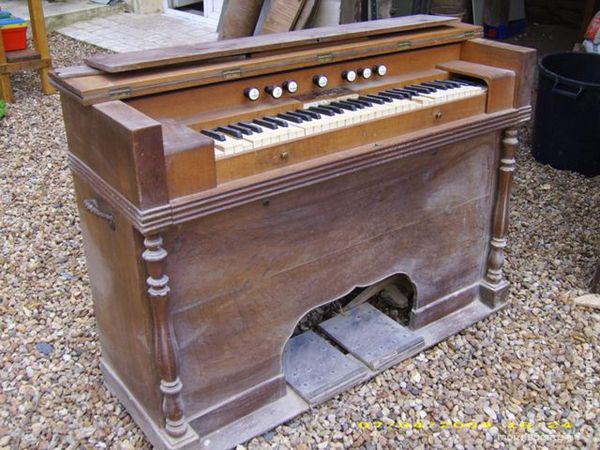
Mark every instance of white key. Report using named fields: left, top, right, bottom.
left=215, top=134, right=253, bottom=155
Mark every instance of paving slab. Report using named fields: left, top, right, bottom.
left=2, top=0, right=126, bottom=31
left=57, top=10, right=218, bottom=52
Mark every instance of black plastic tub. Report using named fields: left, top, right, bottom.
left=532, top=52, right=600, bottom=177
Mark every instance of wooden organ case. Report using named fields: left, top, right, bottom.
left=51, top=16, right=535, bottom=450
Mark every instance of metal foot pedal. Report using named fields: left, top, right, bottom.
left=283, top=331, right=369, bottom=404
left=319, top=303, right=425, bottom=370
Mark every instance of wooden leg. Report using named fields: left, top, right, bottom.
left=39, top=67, right=55, bottom=95
left=0, top=74, right=13, bottom=103
left=142, top=235, right=190, bottom=440
left=28, top=0, right=55, bottom=96
left=481, top=127, right=517, bottom=307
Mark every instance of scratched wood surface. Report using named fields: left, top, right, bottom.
left=254, top=0, right=306, bottom=35
left=164, top=133, right=498, bottom=432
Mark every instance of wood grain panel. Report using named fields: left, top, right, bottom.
left=460, top=38, right=537, bottom=108
left=127, top=44, right=461, bottom=123
left=162, top=121, right=217, bottom=197
left=61, top=96, right=169, bottom=209
left=255, top=0, right=306, bottom=35
left=436, top=60, right=516, bottom=112
left=165, top=134, right=497, bottom=429
left=72, top=175, right=162, bottom=424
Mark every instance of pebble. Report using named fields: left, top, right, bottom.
left=1, top=34, right=598, bottom=449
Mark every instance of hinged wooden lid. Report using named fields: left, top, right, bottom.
left=85, top=15, right=457, bottom=73
left=50, top=16, right=483, bottom=105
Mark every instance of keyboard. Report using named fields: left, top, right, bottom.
left=202, top=79, right=486, bottom=158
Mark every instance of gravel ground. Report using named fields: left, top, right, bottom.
left=1, top=34, right=599, bottom=449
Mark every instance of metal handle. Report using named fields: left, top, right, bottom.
left=83, top=199, right=115, bottom=230
left=552, top=80, right=583, bottom=99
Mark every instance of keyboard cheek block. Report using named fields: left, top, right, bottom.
left=51, top=16, right=535, bottom=450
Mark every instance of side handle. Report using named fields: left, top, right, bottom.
left=83, top=199, right=115, bottom=231
left=552, top=80, right=583, bottom=99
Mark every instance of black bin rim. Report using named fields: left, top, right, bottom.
left=539, top=52, right=600, bottom=88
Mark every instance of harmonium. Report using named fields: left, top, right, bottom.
left=51, top=15, right=535, bottom=450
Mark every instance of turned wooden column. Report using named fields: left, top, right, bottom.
left=142, top=235, right=188, bottom=438
left=481, top=128, right=517, bottom=307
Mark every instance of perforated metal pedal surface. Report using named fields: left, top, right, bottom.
left=319, top=303, right=425, bottom=370
left=283, top=331, right=369, bottom=404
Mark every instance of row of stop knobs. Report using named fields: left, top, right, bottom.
left=244, top=64, right=388, bottom=101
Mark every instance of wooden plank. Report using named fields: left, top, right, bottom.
left=53, top=65, right=104, bottom=79
left=0, top=58, right=50, bottom=75
left=217, top=0, right=264, bottom=40
left=254, top=0, right=306, bottom=35
left=85, top=15, right=460, bottom=73
left=293, top=0, right=318, bottom=30
left=6, top=48, right=40, bottom=62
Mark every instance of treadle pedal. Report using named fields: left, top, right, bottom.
left=319, top=303, right=425, bottom=370
left=283, top=331, right=369, bottom=404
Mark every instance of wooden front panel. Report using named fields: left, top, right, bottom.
left=72, top=175, right=162, bottom=423
left=126, top=44, right=462, bottom=124
left=164, top=132, right=498, bottom=421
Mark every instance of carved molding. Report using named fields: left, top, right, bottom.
left=69, top=107, right=530, bottom=234
left=142, top=235, right=189, bottom=438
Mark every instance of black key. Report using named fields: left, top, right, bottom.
left=278, top=113, right=303, bottom=124
left=417, top=83, right=439, bottom=92
left=201, top=129, right=226, bottom=141
left=238, top=122, right=263, bottom=133
left=422, top=81, right=449, bottom=90
left=216, top=126, right=243, bottom=139
left=454, top=78, right=479, bottom=86
left=347, top=99, right=371, bottom=108
left=400, top=87, right=425, bottom=95
left=322, top=104, right=344, bottom=114
left=309, top=106, right=335, bottom=116
left=229, top=124, right=252, bottom=135
left=390, top=88, right=414, bottom=97
left=376, top=92, right=403, bottom=101
left=437, top=80, right=462, bottom=88
left=377, top=91, right=406, bottom=100
left=367, top=94, right=393, bottom=103
left=390, top=90, right=412, bottom=98
left=286, top=111, right=312, bottom=122
left=331, top=101, right=356, bottom=111
left=254, top=118, right=278, bottom=130
left=265, top=116, right=288, bottom=127
left=405, top=85, right=433, bottom=94
left=359, top=95, right=382, bottom=105
left=299, top=108, right=321, bottom=119
left=339, top=100, right=363, bottom=109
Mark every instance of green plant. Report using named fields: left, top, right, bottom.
left=0, top=100, right=5, bottom=119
